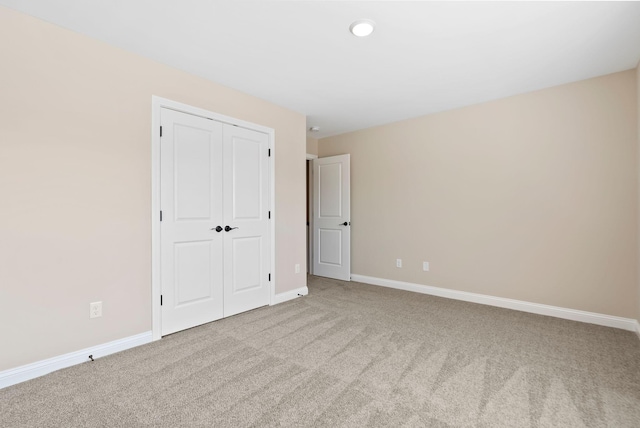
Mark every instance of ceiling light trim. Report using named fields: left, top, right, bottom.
left=349, top=19, right=376, bottom=37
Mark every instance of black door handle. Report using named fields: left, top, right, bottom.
left=339, top=222, right=349, bottom=226
left=224, top=225, right=239, bottom=232
left=211, top=226, right=223, bottom=232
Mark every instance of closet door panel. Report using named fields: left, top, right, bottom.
left=223, top=125, right=270, bottom=317
left=160, top=108, right=224, bottom=336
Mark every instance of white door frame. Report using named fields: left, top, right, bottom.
left=151, top=96, right=276, bottom=341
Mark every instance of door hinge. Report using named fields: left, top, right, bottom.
left=160, top=295, right=163, bottom=306
left=268, top=211, right=271, bottom=219
left=268, top=273, right=271, bottom=281
left=160, top=126, right=162, bottom=137
left=160, top=211, right=163, bottom=221
left=268, top=149, right=271, bottom=157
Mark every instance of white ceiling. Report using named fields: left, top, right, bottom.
left=3, top=1, right=640, bottom=138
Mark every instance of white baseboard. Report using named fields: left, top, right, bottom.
left=272, top=286, right=309, bottom=305
left=0, top=331, right=152, bottom=390
left=351, top=274, right=638, bottom=332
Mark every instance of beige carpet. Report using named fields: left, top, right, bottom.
left=1, top=275, right=640, bottom=427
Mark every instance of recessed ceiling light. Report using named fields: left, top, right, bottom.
left=309, top=126, right=320, bottom=132
left=349, top=19, right=375, bottom=37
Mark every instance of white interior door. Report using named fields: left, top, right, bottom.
left=222, top=124, right=271, bottom=316
left=160, top=108, right=224, bottom=335
left=313, top=154, right=351, bottom=281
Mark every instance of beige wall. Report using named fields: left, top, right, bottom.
left=0, top=8, right=307, bottom=371
left=320, top=70, right=638, bottom=319
left=306, top=137, right=318, bottom=156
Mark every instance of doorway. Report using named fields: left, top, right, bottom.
left=307, top=153, right=351, bottom=282
left=306, top=154, right=317, bottom=275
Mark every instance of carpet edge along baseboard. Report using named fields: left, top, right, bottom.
left=350, top=274, right=639, bottom=333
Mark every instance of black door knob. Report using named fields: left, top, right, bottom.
left=340, top=222, right=348, bottom=226
left=211, top=226, right=223, bottom=232
left=224, top=225, right=239, bottom=232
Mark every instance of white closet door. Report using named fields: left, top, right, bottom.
left=222, top=124, right=271, bottom=317
left=160, top=108, right=224, bottom=335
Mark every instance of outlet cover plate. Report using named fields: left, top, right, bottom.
left=90, top=301, right=102, bottom=318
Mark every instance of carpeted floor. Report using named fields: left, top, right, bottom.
left=1, top=275, right=640, bottom=427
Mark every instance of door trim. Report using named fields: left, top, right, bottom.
left=151, top=96, right=276, bottom=341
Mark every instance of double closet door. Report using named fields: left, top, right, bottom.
left=160, top=108, right=270, bottom=336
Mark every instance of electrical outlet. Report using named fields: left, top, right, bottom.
left=90, top=301, right=102, bottom=318
left=396, top=259, right=402, bottom=268
left=295, top=264, right=300, bottom=274
left=423, top=261, right=430, bottom=271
